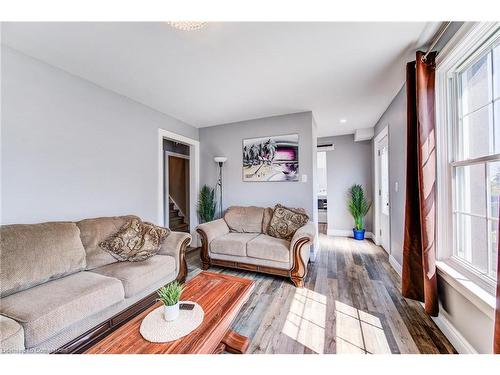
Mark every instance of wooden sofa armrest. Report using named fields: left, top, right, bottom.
left=196, top=219, right=230, bottom=269
left=158, top=231, right=192, bottom=283
left=289, top=222, right=316, bottom=288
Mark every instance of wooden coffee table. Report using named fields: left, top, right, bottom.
left=84, top=271, right=254, bottom=354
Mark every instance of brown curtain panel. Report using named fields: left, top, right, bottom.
left=495, top=210, right=500, bottom=353
left=402, top=51, right=439, bottom=317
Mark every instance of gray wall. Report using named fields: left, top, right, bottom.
left=1, top=46, right=199, bottom=224
left=373, top=87, right=406, bottom=264
left=199, top=112, right=315, bottom=217
left=318, top=134, right=373, bottom=234
left=371, top=22, right=493, bottom=354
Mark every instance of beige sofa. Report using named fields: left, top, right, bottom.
left=196, top=206, right=315, bottom=287
left=0, top=215, right=191, bottom=354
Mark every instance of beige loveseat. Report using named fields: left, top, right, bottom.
left=0, top=215, right=191, bottom=354
left=196, top=206, right=316, bottom=287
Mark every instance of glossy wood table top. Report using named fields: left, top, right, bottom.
left=85, top=271, right=254, bottom=354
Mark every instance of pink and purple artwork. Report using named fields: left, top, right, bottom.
left=242, top=134, right=299, bottom=182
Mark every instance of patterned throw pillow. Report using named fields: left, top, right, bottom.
left=99, top=219, right=170, bottom=262
left=267, top=204, right=309, bottom=241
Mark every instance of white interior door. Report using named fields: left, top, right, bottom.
left=377, top=135, right=390, bottom=253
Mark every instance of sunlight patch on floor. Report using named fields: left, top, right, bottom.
left=319, top=235, right=375, bottom=255
left=335, top=300, right=391, bottom=354
left=282, top=290, right=391, bottom=354
left=282, top=288, right=326, bottom=354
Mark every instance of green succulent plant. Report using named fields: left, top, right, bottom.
left=347, top=184, right=372, bottom=231
left=156, top=281, right=183, bottom=306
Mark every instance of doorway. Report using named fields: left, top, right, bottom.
left=317, top=150, right=328, bottom=234
left=374, top=127, right=390, bottom=253
left=164, top=143, right=190, bottom=232
left=158, top=129, right=200, bottom=239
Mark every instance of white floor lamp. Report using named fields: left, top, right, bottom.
left=214, top=156, right=227, bottom=218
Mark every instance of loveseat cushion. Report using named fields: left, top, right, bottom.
left=247, top=234, right=291, bottom=263
left=267, top=204, right=309, bottom=240
left=262, top=207, right=274, bottom=233
left=0, top=315, right=25, bottom=353
left=224, top=206, right=265, bottom=233
left=77, top=215, right=139, bottom=270
left=0, top=272, right=124, bottom=348
left=0, top=222, right=87, bottom=298
left=210, top=232, right=260, bottom=257
left=90, top=255, right=176, bottom=298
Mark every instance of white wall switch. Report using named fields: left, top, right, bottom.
left=395, top=182, right=399, bottom=192
left=301, top=174, right=308, bottom=183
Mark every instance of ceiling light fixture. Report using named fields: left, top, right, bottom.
left=340, top=118, right=347, bottom=123
left=168, top=21, right=208, bottom=31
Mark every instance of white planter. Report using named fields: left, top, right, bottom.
left=163, top=302, right=180, bottom=321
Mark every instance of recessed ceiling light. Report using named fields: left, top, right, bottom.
left=168, top=22, right=208, bottom=31
left=340, top=119, right=347, bottom=123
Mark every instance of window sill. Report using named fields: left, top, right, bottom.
left=436, top=260, right=496, bottom=319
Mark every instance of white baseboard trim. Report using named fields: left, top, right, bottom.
left=327, top=229, right=374, bottom=239
left=388, top=255, right=402, bottom=277
left=390, top=261, right=478, bottom=354
left=431, top=311, right=478, bottom=354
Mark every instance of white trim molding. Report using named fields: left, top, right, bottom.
left=158, top=129, right=200, bottom=244
left=388, top=255, right=402, bottom=277
left=436, top=261, right=496, bottom=319
left=435, top=21, right=500, bottom=297
left=372, top=125, right=389, bottom=247
left=431, top=311, right=478, bottom=354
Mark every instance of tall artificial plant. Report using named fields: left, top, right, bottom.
left=347, top=184, right=372, bottom=231
left=197, top=184, right=216, bottom=223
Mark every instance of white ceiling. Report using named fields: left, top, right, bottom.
left=1, top=22, right=438, bottom=136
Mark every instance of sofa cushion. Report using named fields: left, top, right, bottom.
left=224, top=206, right=265, bottom=233
left=0, top=222, right=87, bottom=298
left=0, top=272, right=124, bottom=348
left=0, top=315, right=25, bottom=353
left=77, top=215, right=139, bottom=270
left=210, top=233, right=259, bottom=257
left=99, top=218, right=170, bottom=262
left=90, top=255, right=175, bottom=298
left=247, top=234, right=291, bottom=263
left=267, top=204, right=309, bottom=240
left=209, top=253, right=291, bottom=270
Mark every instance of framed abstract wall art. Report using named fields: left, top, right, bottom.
left=242, top=134, right=299, bottom=182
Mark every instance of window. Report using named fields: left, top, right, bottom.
left=437, top=23, right=500, bottom=294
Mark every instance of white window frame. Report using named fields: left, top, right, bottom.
left=436, top=22, right=500, bottom=297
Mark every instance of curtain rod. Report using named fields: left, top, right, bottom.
left=422, top=22, right=452, bottom=61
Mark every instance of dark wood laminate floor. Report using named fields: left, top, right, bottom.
left=185, top=235, right=457, bottom=354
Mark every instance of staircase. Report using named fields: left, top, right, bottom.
left=169, top=201, right=189, bottom=233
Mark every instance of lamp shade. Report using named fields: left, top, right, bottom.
left=214, top=156, right=227, bottom=163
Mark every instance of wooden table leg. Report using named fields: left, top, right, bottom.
left=221, top=330, right=249, bottom=354
left=213, top=342, right=226, bottom=354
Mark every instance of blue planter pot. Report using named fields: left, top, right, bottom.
left=353, top=229, right=365, bottom=240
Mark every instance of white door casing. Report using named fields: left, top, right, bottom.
left=378, top=136, right=390, bottom=252
left=373, top=126, right=391, bottom=253
left=158, top=129, right=200, bottom=244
